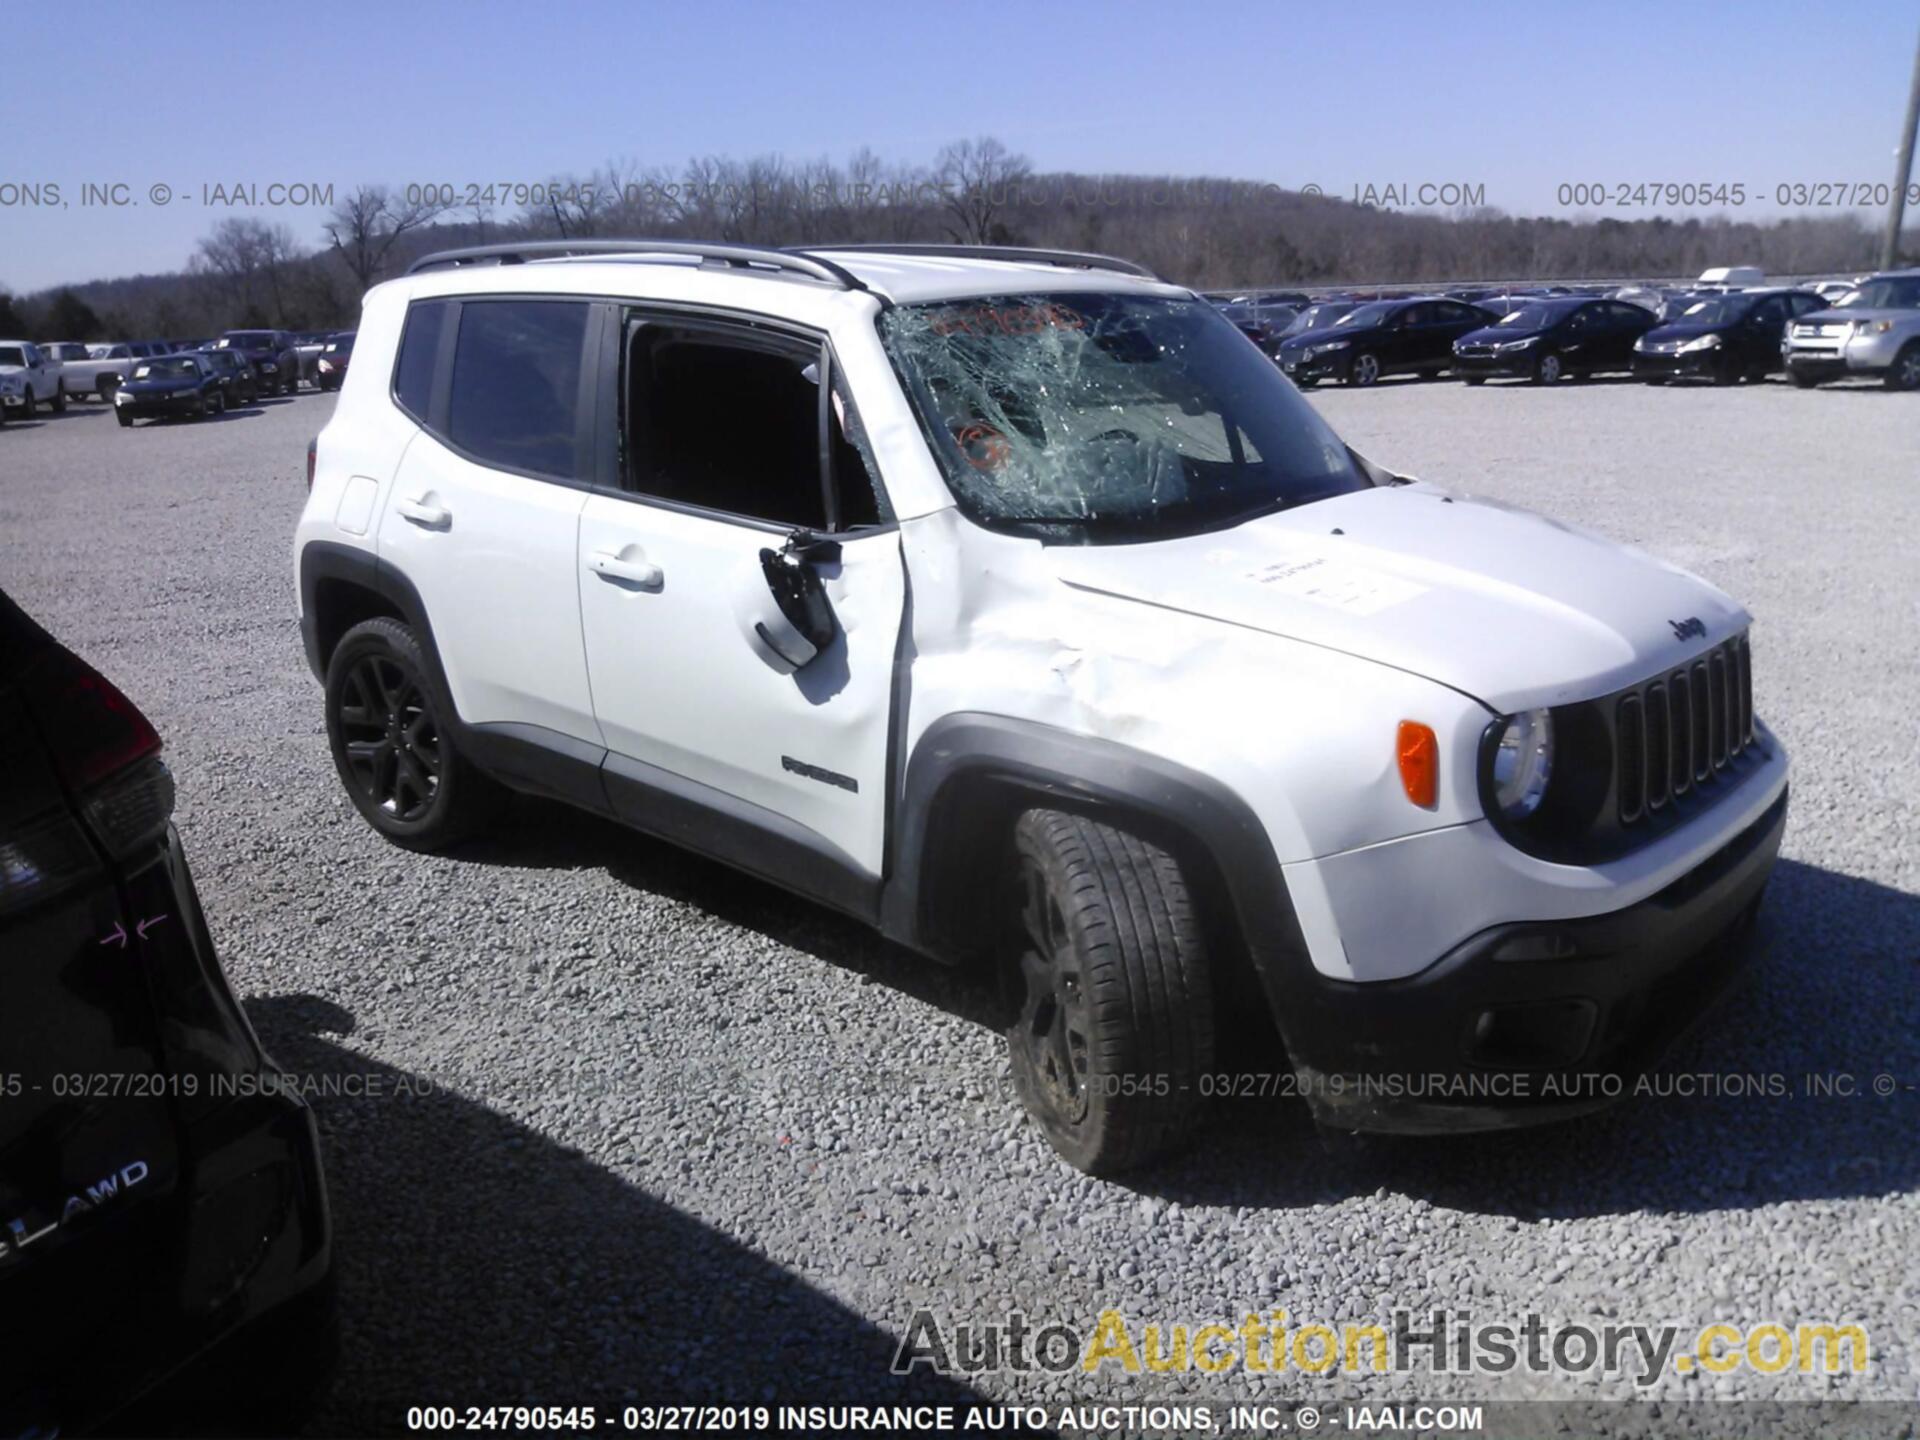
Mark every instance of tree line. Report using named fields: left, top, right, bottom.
left=3, top=137, right=1912, bottom=340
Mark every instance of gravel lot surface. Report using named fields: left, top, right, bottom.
left=1, top=377, right=1915, bottom=1435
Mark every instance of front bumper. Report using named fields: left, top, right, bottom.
left=1633, top=349, right=1722, bottom=379
left=1274, top=788, right=1786, bottom=1133
left=1453, top=349, right=1535, bottom=377
left=1279, top=350, right=1350, bottom=382
left=1784, top=330, right=1904, bottom=377
left=116, top=392, right=209, bottom=418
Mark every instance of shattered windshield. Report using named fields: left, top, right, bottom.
left=878, top=292, right=1367, bottom=544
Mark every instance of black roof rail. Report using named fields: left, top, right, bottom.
left=405, top=239, right=867, bottom=290
left=795, top=243, right=1163, bottom=282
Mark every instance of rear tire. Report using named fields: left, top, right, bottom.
left=1004, top=809, right=1212, bottom=1175
left=1885, top=342, right=1920, bottom=392
left=324, top=617, right=506, bottom=851
left=1463, top=376, right=1485, bottom=386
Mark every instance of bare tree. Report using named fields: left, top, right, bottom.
left=194, top=218, right=305, bottom=324
left=324, top=184, right=448, bottom=291
left=934, top=138, right=1032, bottom=244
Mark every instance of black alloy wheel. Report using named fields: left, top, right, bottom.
left=335, top=650, right=442, bottom=824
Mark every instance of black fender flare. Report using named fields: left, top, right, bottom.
left=881, top=712, right=1313, bottom=1034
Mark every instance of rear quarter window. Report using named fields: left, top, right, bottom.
left=445, top=299, right=589, bottom=481
left=392, top=299, right=452, bottom=422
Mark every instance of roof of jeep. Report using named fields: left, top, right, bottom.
left=391, top=248, right=1189, bottom=308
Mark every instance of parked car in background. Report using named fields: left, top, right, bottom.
left=0, top=587, right=334, bottom=1434
left=1810, top=281, right=1857, bottom=303
left=1782, top=270, right=1920, bottom=389
left=1632, top=289, right=1827, bottom=385
left=289, top=332, right=333, bottom=388
left=1221, top=298, right=1303, bottom=355
left=1697, top=266, right=1765, bottom=289
left=0, top=341, right=66, bottom=416
left=1278, top=296, right=1492, bottom=386
left=202, top=345, right=261, bottom=405
left=38, top=343, right=95, bottom=398
left=112, top=352, right=230, bottom=425
left=71, top=342, right=143, bottom=400
left=314, top=331, right=355, bottom=391
left=1274, top=300, right=1360, bottom=347
left=215, top=329, right=299, bottom=396
left=1453, top=298, right=1660, bottom=384
left=1612, top=285, right=1667, bottom=314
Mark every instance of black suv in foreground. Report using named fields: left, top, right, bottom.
left=214, top=329, right=299, bottom=397
left=0, top=589, right=333, bottom=1434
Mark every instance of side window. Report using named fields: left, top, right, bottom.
left=446, top=300, right=589, bottom=481
left=626, top=325, right=824, bottom=528
left=623, top=323, right=887, bottom=532
left=393, top=299, right=451, bottom=423
left=1748, top=297, right=1786, bottom=327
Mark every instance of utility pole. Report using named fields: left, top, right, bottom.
left=1884, top=25, right=1920, bottom=270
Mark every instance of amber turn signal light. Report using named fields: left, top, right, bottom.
left=1397, top=721, right=1438, bottom=808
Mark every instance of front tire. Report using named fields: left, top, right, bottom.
left=1533, top=351, right=1563, bottom=384
left=1004, top=809, right=1212, bottom=1175
left=324, top=617, right=505, bottom=851
left=50, top=387, right=66, bottom=414
left=1885, top=342, right=1920, bottom=392
left=1347, top=352, right=1381, bottom=387
left=116, top=410, right=133, bottom=427
left=1789, top=369, right=1822, bottom=389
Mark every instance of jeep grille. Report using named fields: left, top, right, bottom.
left=1615, top=633, right=1753, bottom=826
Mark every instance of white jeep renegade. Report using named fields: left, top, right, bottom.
left=295, top=241, right=1789, bottom=1173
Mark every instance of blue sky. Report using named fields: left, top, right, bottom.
left=7, top=0, right=1919, bottom=293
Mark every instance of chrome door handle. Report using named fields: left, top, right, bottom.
left=589, top=549, right=663, bottom=588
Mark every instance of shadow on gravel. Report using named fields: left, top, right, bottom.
left=1133, top=857, right=1920, bottom=1219
left=233, top=992, right=996, bottom=1439
left=453, top=799, right=1919, bottom=1221
left=459, top=795, right=1004, bottom=1027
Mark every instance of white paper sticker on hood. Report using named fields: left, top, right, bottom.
left=1235, top=555, right=1428, bottom=616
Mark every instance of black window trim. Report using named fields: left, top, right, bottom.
left=603, top=301, right=898, bottom=538
left=385, top=290, right=900, bottom=535
left=390, top=293, right=601, bottom=489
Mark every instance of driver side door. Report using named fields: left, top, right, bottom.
left=575, top=309, right=904, bottom=902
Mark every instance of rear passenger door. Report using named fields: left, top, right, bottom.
left=376, top=296, right=604, bottom=748
left=575, top=310, right=904, bottom=895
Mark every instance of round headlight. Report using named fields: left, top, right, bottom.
left=1492, top=709, right=1554, bottom=818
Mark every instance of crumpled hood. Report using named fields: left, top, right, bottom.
left=1045, top=484, right=1749, bottom=713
